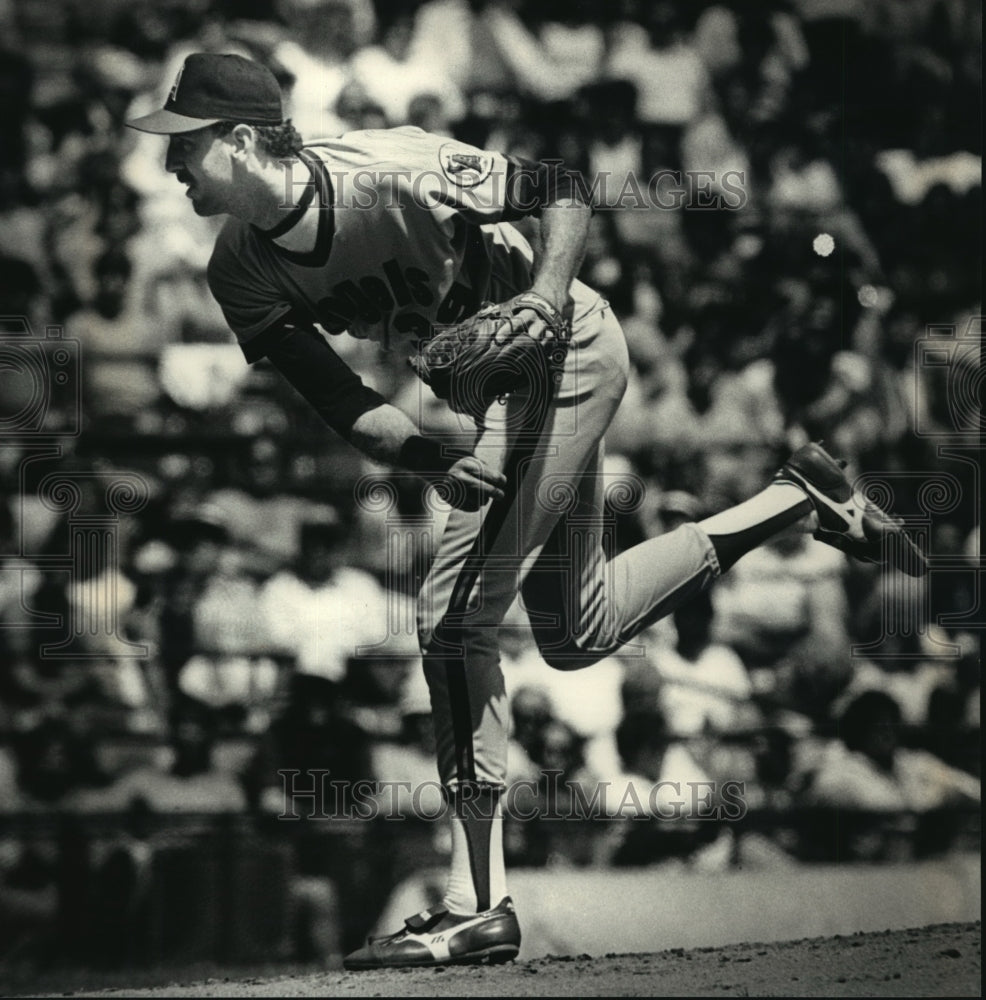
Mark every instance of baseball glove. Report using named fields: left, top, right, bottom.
left=409, top=291, right=572, bottom=421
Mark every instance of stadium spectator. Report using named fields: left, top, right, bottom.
left=924, top=632, right=980, bottom=779
left=369, top=663, right=443, bottom=818
left=805, top=690, right=981, bottom=814
left=604, top=0, right=709, bottom=172
left=177, top=650, right=281, bottom=735
left=246, top=672, right=373, bottom=818
left=0, top=255, right=47, bottom=335
left=484, top=0, right=605, bottom=103
left=712, top=531, right=851, bottom=717
left=332, top=79, right=388, bottom=132
left=269, top=0, right=365, bottom=140
left=580, top=80, right=643, bottom=198
left=497, top=599, right=625, bottom=767
left=368, top=665, right=451, bottom=926
left=350, top=2, right=464, bottom=127
left=338, top=642, right=416, bottom=742
left=7, top=715, right=112, bottom=810
left=187, top=542, right=267, bottom=657
left=259, top=518, right=390, bottom=683
left=0, top=832, right=59, bottom=967
left=650, top=591, right=757, bottom=737
left=800, top=690, right=981, bottom=860
left=602, top=709, right=730, bottom=867
left=245, top=671, right=383, bottom=955
left=64, top=247, right=146, bottom=355
left=72, top=693, right=246, bottom=814
left=505, top=683, right=553, bottom=785
left=157, top=509, right=232, bottom=684
left=519, top=717, right=602, bottom=867
left=202, top=437, right=341, bottom=574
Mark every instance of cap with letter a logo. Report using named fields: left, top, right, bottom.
left=168, top=64, right=185, bottom=103
left=127, top=53, right=284, bottom=134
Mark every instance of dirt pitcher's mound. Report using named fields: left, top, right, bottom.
left=57, top=921, right=980, bottom=998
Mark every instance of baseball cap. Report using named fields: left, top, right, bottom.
left=127, top=53, right=284, bottom=134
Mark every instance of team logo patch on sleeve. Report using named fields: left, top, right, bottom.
left=439, top=141, right=494, bottom=188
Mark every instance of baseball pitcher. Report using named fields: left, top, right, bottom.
left=128, top=54, right=924, bottom=970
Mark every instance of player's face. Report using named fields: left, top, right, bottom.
left=165, top=126, right=235, bottom=217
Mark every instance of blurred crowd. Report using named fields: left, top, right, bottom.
left=0, top=0, right=981, bottom=970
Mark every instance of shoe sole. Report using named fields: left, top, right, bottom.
left=344, top=942, right=519, bottom=971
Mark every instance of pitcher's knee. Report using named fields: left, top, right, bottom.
left=538, top=640, right=606, bottom=672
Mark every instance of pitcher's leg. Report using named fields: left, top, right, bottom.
left=418, top=307, right=630, bottom=787
left=418, top=400, right=621, bottom=788
left=417, top=311, right=630, bottom=915
left=524, top=518, right=723, bottom=670
left=417, top=444, right=520, bottom=918
left=523, top=470, right=818, bottom=670
left=418, top=426, right=563, bottom=918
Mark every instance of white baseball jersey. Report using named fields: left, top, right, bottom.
left=207, top=126, right=602, bottom=361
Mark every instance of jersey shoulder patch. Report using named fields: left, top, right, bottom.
left=438, top=140, right=495, bottom=188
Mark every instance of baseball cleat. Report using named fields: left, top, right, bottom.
left=343, top=896, right=521, bottom=970
left=776, top=442, right=927, bottom=577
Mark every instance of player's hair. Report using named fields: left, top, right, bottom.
left=210, top=119, right=305, bottom=157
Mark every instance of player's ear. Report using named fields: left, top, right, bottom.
left=230, top=123, right=258, bottom=157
